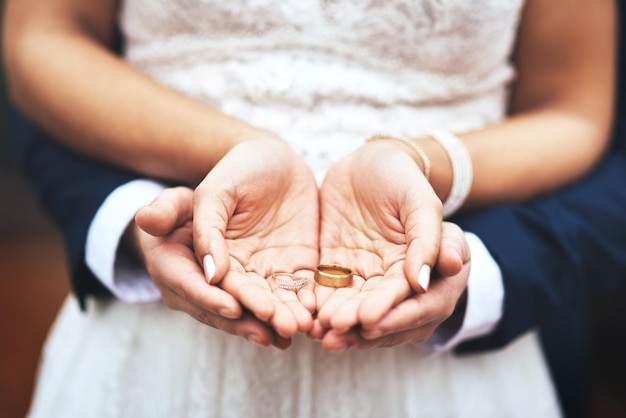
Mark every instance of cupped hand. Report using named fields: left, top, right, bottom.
left=316, top=222, right=470, bottom=351
left=193, top=139, right=320, bottom=338
left=134, top=187, right=291, bottom=350
left=314, top=140, right=444, bottom=339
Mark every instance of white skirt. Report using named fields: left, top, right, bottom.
left=28, top=297, right=562, bottom=418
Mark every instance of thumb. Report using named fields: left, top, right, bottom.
left=403, top=192, right=443, bottom=293
left=436, top=222, right=470, bottom=277
left=135, top=187, right=194, bottom=236
left=193, top=180, right=233, bottom=285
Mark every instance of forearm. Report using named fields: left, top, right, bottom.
left=6, top=109, right=135, bottom=307
left=416, top=106, right=613, bottom=208
left=3, top=0, right=275, bottom=184
left=453, top=151, right=626, bottom=351
left=412, top=0, right=616, bottom=210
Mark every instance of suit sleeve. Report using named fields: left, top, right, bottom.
left=7, top=108, right=140, bottom=310
left=452, top=149, right=626, bottom=352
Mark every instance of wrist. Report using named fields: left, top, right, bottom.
left=412, top=136, right=453, bottom=201
left=121, top=220, right=146, bottom=266
left=232, top=125, right=282, bottom=146
left=364, top=134, right=430, bottom=179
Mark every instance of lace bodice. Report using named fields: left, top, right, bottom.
left=119, top=0, right=524, bottom=178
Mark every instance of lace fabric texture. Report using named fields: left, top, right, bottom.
left=119, top=0, right=523, bottom=181
left=29, top=1, right=563, bottom=417
left=30, top=297, right=560, bottom=418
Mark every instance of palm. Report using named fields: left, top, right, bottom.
left=315, top=142, right=441, bottom=334
left=194, top=140, right=319, bottom=337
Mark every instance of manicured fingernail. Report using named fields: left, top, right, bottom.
left=203, top=254, right=216, bottom=283
left=417, top=265, right=431, bottom=292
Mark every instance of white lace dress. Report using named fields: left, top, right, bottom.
left=28, top=1, right=562, bottom=417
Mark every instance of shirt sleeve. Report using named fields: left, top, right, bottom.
left=424, top=232, right=504, bottom=351
left=85, top=179, right=166, bottom=303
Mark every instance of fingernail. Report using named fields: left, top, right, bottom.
left=247, top=334, right=264, bottom=346
left=454, top=248, right=464, bottom=265
left=417, top=265, right=431, bottom=292
left=204, top=254, right=216, bottom=283
left=272, top=337, right=292, bottom=351
left=363, top=330, right=382, bottom=340
left=218, top=308, right=239, bottom=319
left=330, top=343, right=347, bottom=352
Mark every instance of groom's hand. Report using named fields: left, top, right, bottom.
left=133, top=187, right=291, bottom=349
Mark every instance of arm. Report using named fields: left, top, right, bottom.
left=453, top=149, right=626, bottom=352
left=403, top=0, right=616, bottom=209
left=6, top=108, right=137, bottom=309
left=455, top=0, right=626, bottom=350
left=7, top=110, right=295, bottom=349
left=2, top=0, right=276, bottom=184
left=313, top=0, right=616, bottom=339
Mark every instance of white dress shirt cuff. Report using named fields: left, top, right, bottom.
left=85, top=179, right=166, bottom=303
left=425, top=232, right=504, bottom=351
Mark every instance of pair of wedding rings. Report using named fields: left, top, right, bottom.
left=271, top=264, right=354, bottom=291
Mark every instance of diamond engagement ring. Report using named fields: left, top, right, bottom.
left=271, top=273, right=308, bottom=291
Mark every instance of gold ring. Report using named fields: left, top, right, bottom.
left=271, top=273, right=308, bottom=291
left=314, top=264, right=353, bottom=288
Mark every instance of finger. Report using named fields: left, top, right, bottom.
left=178, top=300, right=279, bottom=347
left=266, top=299, right=302, bottom=338
left=327, top=294, right=363, bottom=333
left=193, top=180, right=233, bottom=284
left=363, top=326, right=437, bottom=347
left=283, top=298, right=314, bottom=333
left=324, top=323, right=438, bottom=351
left=220, top=268, right=275, bottom=321
left=221, top=269, right=299, bottom=338
left=135, top=187, right=194, bottom=236
left=360, top=296, right=430, bottom=339
left=361, top=261, right=469, bottom=339
left=294, top=270, right=316, bottom=314
left=321, top=328, right=365, bottom=352
left=436, top=222, right=470, bottom=277
left=356, top=267, right=413, bottom=326
left=307, top=318, right=328, bottom=341
left=403, top=187, right=443, bottom=293
left=267, top=276, right=314, bottom=333
left=271, top=335, right=293, bottom=350
left=152, top=245, right=242, bottom=319
left=315, top=277, right=365, bottom=328
left=325, top=273, right=405, bottom=332
left=312, top=281, right=337, bottom=313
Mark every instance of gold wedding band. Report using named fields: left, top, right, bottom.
left=271, top=273, right=308, bottom=291
left=314, top=264, right=354, bottom=288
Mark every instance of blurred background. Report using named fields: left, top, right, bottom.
left=1, top=4, right=625, bottom=418
left=0, top=2, right=71, bottom=413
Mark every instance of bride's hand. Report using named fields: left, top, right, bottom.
left=313, top=140, right=445, bottom=345
left=193, top=139, right=319, bottom=338
left=134, top=187, right=292, bottom=350
left=317, top=222, right=470, bottom=351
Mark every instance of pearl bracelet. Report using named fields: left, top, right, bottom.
left=365, top=133, right=431, bottom=180
left=428, top=131, right=473, bottom=218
